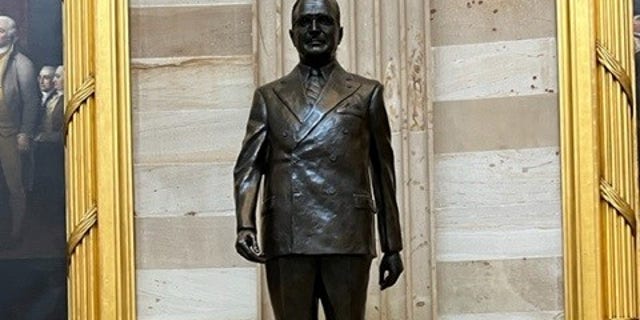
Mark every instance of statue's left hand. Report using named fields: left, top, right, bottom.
left=379, top=252, right=404, bottom=290
left=235, top=229, right=266, bottom=264
left=17, top=134, right=30, bottom=152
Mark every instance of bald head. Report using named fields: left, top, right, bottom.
left=292, top=0, right=341, bottom=26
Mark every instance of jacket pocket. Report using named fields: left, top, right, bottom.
left=353, top=193, right=376, bottom=213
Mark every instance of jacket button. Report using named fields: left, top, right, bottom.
left=329, top=155, right=337, bottom=162
left=342, top=129, right=349, bottom=135
left=326, top=189, right=336, bottom=195
left=282, top=132, right=288, bottom=137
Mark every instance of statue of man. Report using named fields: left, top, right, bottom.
left=233, top=0, right=404, bottom=318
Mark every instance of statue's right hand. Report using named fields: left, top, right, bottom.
left=235, top=229, right=266, bottom=264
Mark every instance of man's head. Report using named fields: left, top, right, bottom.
left=289, top=0, right=343, bottom=67
left=54, top=65, right=64, bottom=93
left=39, top=66, right=56, bottom=93
left=0, top=16, right=17, bottom=49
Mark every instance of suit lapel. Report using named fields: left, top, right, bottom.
left=295, top=65, right=361, bottom=144
left=272, top=69, right=308, bottom=124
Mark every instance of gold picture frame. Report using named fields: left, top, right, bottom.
left=64, top=0, right=135, bottom=318
left=558, top=0, right=639, bottom=318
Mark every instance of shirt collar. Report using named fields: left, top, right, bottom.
left=298, top=60, right=337, bottom=81
left=0, top=45, right=13, bottom=60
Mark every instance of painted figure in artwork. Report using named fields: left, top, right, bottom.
left=0, top=15, right=40, bottom=247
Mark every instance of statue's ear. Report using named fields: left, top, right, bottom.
left=338, top=27, right=344, bottom=44
left=289, top=29, right=295, bottom=43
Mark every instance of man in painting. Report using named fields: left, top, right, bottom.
left=38, top=66, right=56, bottom=107
left=0, top=15, right=40, bottom=247
left=33, top=65, right=64, bottom=222
left=233, top=0, right=404, bottom=318
left=35, top=65, right=63, bottom=145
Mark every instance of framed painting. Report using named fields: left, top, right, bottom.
left=0, top=1, right=66, bottom=318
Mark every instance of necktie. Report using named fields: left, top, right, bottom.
left=302, top=69, right=324, bottom=120
left=305, top=69, right=324, bottom=105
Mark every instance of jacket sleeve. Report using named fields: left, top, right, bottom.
left=368, top=83, right=403, bottom=253
left=233, top=89, right=269, bottom=232
left=17, top=56, right=41, bottom=137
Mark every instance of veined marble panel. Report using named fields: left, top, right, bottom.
left=439, top=311, right=564, bottom=320
left=431, top=0, right=556, bottom=46
left=434, top=147, right=562, bottom=261
left=434, top=147, right=561, bottom=209
left=436, top=202, right=561, bottom=232
left=436, top=228, right=562, bottom=262
left=437, top=258, right=563, bottom=315
left=136, top=216, right=251, bottom=269
left=434, top=95, right=559, bottom=154
left=433, top=38, right=557, bottom=102
left=137, top=268, right=257, bottom=320
left=131, top=56, right=254, bottom=111
left=134, top=109, right=248, bottom=163
left=131, top=0, right=251, bottom=7
left=134, top=162, right=235, bottom=217
left=130, top=4, right=252, bottom=58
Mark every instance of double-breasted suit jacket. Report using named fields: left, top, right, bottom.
left=234, top=63, right=403, bottom=259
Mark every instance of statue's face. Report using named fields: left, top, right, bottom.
left=290, top=0, right=343, bottom=65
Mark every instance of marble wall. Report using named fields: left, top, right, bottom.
left=129, top=1, right=257, bottom=319
left=431, top=0, right=563, bottom=319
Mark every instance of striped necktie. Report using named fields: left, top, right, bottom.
left=305, top=68, right=325, bottom=105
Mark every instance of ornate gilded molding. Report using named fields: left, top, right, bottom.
left=559, top=0, right=639, bottom=319
left=596, top=42, right=634, bottom=108
left=66, top=205, right=98, bottom=259
left=64, top=0, right=136, bottom=318
left=600, top=178, right=637, bottom=233
left=557, top=0, right=604, bottom=318
left=93, top=0, right=137, bottom=318
left=64, top=76, right=96, bottom=131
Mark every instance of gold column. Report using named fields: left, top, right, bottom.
left=64, top=0, right=98, bottom=317
left=558, top=0, right=603, bottom=318
left=560, top=0, right=639, bottom=319
left=64, top=0, right=136, bottom=318
left=94, top=0, right=137, bottom=317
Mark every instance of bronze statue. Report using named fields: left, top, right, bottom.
left=233, top=0, right=403, bottom=318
